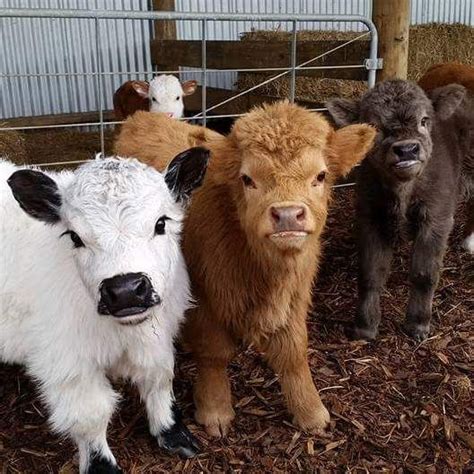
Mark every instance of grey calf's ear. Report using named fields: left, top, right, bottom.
left=430, top=84, right=466, bottom=120
left=7, top=170, right=62, bottom=224
left=164, top=147, right=210, bottom=202
left=325, top=98, right=360, bottom=127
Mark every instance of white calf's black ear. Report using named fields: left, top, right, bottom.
left=164, top=147, right=210, bottom=202
left=325, top=98, right=360, bottom=127
left=430, top=84, right=466, bottom=120
left=7, top=170, right=62, bottom=224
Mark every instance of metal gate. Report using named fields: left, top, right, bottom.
left=0, top=7, right=379, bottom=167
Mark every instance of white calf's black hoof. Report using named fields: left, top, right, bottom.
left=87, top=452, right=123, bottom=474
left=158, top=403, right=200, bottom=459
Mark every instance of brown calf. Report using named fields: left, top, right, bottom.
left=115, top=103, right=375, bottom=436
left=419, top=63, right=474, bottom=253
left=418, top=62, right=474, bottom=92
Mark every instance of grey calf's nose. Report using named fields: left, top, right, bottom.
left=99, top=273, right=156, bottom=317
left=392, top=142, right=420, bottom=160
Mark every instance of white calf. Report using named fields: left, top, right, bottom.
left=148, top=75, right=197, bottom=118
left=0, top=149, right=209, bottom=473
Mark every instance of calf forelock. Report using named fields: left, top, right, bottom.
left=63, top=158, right=179, bottom=230
left=149, top=75, right=183, bottom=98
left=230, top=102, right=330, bottom=160
left=361, top=80, right=433, bottom=127
left=70, top=158, right=167, bottom=200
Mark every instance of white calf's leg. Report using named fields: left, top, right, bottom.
left=136, top=370, right=199, bottom=458
left=42, top=372, right=121, bottom=473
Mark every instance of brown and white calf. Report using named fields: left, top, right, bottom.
left=113, top=75, right=197, bottom=120
left=115, top=102, right=375, bottom=436
left=327, top=80, right=474, bottom=342
left=418, top=62, right=474, bottom=252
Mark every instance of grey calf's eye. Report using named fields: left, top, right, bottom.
left=155, top=215, right=170, bottom=235
left=421, top=116, right=430, bottom=127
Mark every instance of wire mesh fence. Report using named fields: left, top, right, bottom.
left=0, top=7, right=379, bottom=174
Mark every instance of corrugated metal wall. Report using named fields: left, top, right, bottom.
left=0, top=0, right=153, bottom=118
left=1, top=0, right=473, bottom=119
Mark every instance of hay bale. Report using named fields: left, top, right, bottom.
left=237, top=24, right=474, bottom=103
left=22, top=129, right=116, bottom=168
left=408, top=24, right=474, bottom=81
left=237, top=74, right=366, bottom=103
left=0, top=127, right=116, bottom=168
left=0, top=129, right=28, bottom=164
left=238, top=29, right=368, bottom=103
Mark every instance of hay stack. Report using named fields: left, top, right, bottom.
left=0, top=129, right=28, bottom=164
left=0, top=128, right=116, bottom=168
left=408, top=24, right=474, bottom=81
left=237, top=23, right=474, bottom=103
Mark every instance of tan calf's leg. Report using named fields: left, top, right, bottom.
left=262, top=320, right=330, bottom=433
left=183, top=311, right=237, bottom=437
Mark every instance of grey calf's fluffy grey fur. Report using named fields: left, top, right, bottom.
left=326, top=79, right=473, bottom=341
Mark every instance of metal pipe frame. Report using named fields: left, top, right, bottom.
left=0, top=7, right=379, bottom=173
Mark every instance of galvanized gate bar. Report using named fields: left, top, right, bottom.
left=0, top=7, right=379, bottom=88
left=0, top=7, right=379, bottom=162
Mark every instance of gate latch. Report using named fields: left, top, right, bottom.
left=364, top=58, right=383, bottom=70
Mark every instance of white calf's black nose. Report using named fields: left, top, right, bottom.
left=99, top=273, right=157, bottom=317
left=392, top=142, right=420, bottom=161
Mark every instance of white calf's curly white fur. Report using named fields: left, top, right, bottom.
left=0, top=151, right=209, bottom=473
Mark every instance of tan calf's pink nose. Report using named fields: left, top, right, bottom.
left=270, top=205, right=307, bottom=232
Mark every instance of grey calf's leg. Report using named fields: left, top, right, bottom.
left=404, top=220, right=452, bottom=341
left=355, top=221, right=394, bottom=340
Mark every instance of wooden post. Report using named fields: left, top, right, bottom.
left=373, top=0, right=410, bottom=81
left=152, top=0, right=177, bottom=72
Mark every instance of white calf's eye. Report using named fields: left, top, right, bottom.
left=155, top=215, right=169, bottom=235
left=175, top=96, right=180, bottom=101
left=61, top=230, right=85, bottom=248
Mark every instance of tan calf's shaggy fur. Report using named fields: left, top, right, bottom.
left=115, top=103, right=376, bottom=436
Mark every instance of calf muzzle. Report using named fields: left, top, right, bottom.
left=390, top=141, right=422, bottom=168
left=98, top=272, right=159, bottom=318
left=269, top=204, right=308, bottom=236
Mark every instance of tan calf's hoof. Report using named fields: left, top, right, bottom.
left=293, top=404, right=330, bottom=434
left=195, top=407, right=235, bottom=438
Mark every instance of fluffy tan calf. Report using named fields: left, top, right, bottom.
left=115, top=103, right=375, bottom=436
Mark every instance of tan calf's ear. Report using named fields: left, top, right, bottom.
left=328, top=124, right=376, bottom=177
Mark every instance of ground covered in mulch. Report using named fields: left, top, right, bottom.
left=0, top=188, right=472, bottom=473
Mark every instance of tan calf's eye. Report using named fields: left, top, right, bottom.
left=312, top=171, right=326, bottom=186
left=241, top=174, right=256, bottom=189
